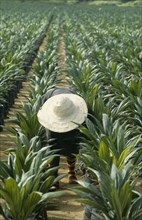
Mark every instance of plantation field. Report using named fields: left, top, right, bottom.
left=0, top=1, right=142, bottom=220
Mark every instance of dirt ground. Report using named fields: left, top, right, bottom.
left=0, top=31, right=85, bottom=220
left=47, top=157, right=84, bottom=220
left=1, top=31, right=141, bottom=220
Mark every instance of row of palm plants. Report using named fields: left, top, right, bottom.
left=0, top=3, right=142, bottom=219
left=0, top=18, right=67, bottom=220
left=62, top=9, right=142, bottom=219
left=64, top=12, right=142, bottom=133
left=0, top=2, right=55, bottom=129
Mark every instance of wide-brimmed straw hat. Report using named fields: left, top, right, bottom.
left=37, top=93, right=88, bottom=133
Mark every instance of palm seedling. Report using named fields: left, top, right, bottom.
left=4, top=98, right=47, bottom=143
left=0, top=133, right=66, bottom=220
left=72, top=114, right=142, bottom=219
left=72, top=164, right=142, bottom=220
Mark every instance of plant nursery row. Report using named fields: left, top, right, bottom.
left=0, top=1, right=142, bottom=220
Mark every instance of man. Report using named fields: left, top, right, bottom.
left=37, top=87, right=88, bottom=188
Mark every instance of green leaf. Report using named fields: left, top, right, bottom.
left=98, top=140, right=110, bottom=163
left=111, top=187, right=122, bottom=219
left=117, top=145, right=139, bottom=170
left=119, top=181, right=132, bottom=215
left=23, top=191, right=41, bottom=219
left=41, top=191, right=67, bottom=202
left=39, top=176, right=55, bottom=192
left=0, top=177, right=22, bottom=218
left=102, top=114, right=111, bottom=135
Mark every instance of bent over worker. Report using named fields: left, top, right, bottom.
left=37, top=87, right=88, bottom=189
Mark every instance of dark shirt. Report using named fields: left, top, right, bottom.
left=43, top=87, right=81, bottom=156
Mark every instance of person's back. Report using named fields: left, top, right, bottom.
left=37, top=87, right=88, bottom=188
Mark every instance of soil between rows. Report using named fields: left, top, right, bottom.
left=0, top=30, right=84, bottom=218
left=47, top=157, right=84, bottom=220
left=0, top=81, right=84, bottom=220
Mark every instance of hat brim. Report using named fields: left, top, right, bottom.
left=37, top=93, right=88, bottom=133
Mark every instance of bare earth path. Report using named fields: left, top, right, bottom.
left=1, top=23, right=141, bottom=220
left=0, top=79, right=84, bottom=220
left=48, top=157, right=84, bottom=220
left=0, top=31, right=84, bottom=220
